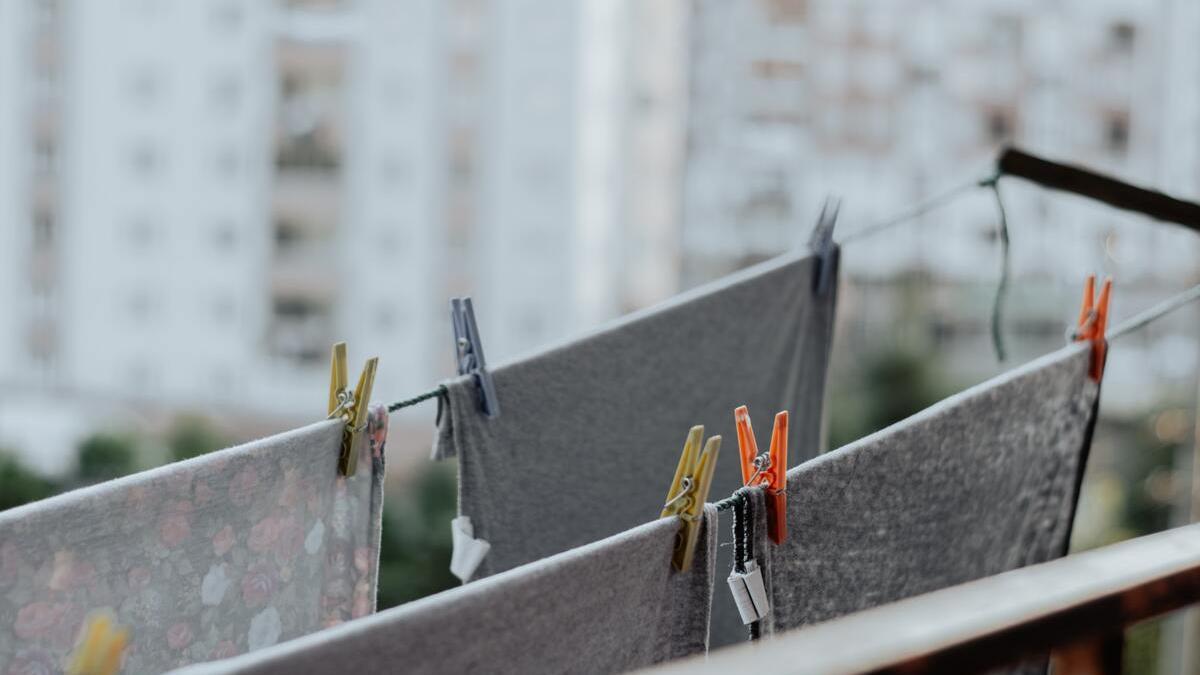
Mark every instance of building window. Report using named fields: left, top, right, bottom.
left=375, top=307, right=395, bottom=332
left=1105, top=112, right=1130, bottom=154
left=33, top=212, right=55, bottom=249
left=130, top=142, right=163, bottom=178
left=129, top=70, right=160, bottom=106
left=986, top=109, right=1013, bottom=142
left=215, top=147, right=239, bottom=179
left=35, top=0, right=59, bottom=27
left=276, top=72, right=341, bottom=172
left=211, top=2, right=243, bottom=33
left=269, top=296, right=330, bottom=365
left=211, top=75, right=241, bottom=112
left=127, top=217, right=156, bottom=249
left=128, top=290, right=154, bottom=319
left=990, top=15, right=1022, bottom=53
left=213, top=220, right=237, bottom=251
left=274, top=219, right=303, bottom=252
left=762, top=0, right=806, bottom=23
left=1110, top=22, right=1136, bottom=53
left=380, top=156, right=407, bottom=185
left=377, top=226, right=403, bottom=255
left=34, top=138, right=56, bottom=176
left=213, top=295, right=235, bottom=322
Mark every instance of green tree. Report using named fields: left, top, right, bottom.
left=828, top=348, right=949, bottom=449
left=168, top=416, right=227, bottom=462
left=0, top=451, right=58, bottom=511
left=76, top=433, right=138, bottom=483
left=376, top=462, right=459, bottom=609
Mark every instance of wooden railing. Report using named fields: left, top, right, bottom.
left=645, top=523, right=1200, bottom=675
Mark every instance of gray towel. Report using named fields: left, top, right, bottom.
left=168, top=509, right=718, bottom=675
left=434, top=249, right=838, bottom=646
left=742, top=343, right=1100, bottom=638
left=0, top=407, right=388, bottom=674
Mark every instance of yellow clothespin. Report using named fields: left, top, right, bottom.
left=67, top=612, right=128, bottom=675
left=661, top=425, right=721, bottom=572
left=327, top=342, right=379, bottom=476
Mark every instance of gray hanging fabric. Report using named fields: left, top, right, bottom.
left=169, top=509, right=718, bottom=675
left=737, top=343, right=1100, bottom=644
left=0, top=408, right=389, bottom=674
left=432, top=248, right=839, bottom=647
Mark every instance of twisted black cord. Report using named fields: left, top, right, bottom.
left=387, top=385, right=448, bottom=413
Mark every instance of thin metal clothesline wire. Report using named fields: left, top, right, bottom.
left=708, top=279, right=1200, bottom=512
left=1109, top=282, right=1200, bottom=341
left=386, top=177, right=1200, bottom=413
left=387, top=173, right=1004, bottom=412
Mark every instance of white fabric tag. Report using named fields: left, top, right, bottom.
left=726, top=560, right=770, bottom=624
left=449, top=516, right=490, bottom=582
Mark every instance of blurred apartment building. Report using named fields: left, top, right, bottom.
left=3, top=0, right=1200, bottom=470
left=0, top=0, right=687, bottom=471
left=684, top=0, right=1200, bottom=399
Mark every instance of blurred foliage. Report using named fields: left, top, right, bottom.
left=0, top=451, right=58, bottom=511
left=376, top=462, right=459, bottom=609
left=76, top=432, right=138, bottom=484
left=828, top=347, right=952, bottom=450
left=1125, top=618, right=1161, bottom=675
left=168, top=415, right=228, bottom=462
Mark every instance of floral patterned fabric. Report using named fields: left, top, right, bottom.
left=0, top=406, right=387, bottom=674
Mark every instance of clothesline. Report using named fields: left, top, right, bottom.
left=836, top=173, right=998, bottom=244
left=385, top=225, right=1199, bottom=417
left=1109, top=281, right=1200, bottom=340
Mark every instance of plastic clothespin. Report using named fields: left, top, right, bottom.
left=1072, top=275, right=1113, bottom=383
left=67, top=612, right=128, bottom=675
left=807, top=196, right=840, bottom=295
left=451, top=297, right=500, bottom=418
left=735, top=406, right=788, bottom=544
left=327, top=342, right=379, bottom=476
left=661, top=426, right=721, bottom=572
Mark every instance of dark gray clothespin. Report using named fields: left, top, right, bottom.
left=451, top=297, right=500, bottom=418
left=807, top=197, right=840, bottom=295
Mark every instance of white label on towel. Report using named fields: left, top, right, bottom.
left=727, top=560, right=770, bottom=624
left=449, top=516, right=491, bottom=582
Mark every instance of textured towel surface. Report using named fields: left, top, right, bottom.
left=434, top=250, right=838, bottom=645
left=0, top=406, right=388, bottom=674
left=169, top=509, right=718, bottom=675
left=743, top=344, right=1099, bottom=639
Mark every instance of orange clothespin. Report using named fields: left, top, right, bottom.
left=661, top=426, right=721, bottom=572
left=1073, top=275, right=1112, bottom=382
left=735, top=406, right=788, bottom=544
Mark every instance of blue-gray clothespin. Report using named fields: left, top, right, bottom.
left=807, top=197, right=840, bottom=295
left=451, top=297, right=500, bottom=418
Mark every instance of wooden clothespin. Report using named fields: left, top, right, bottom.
left=327, top=342, right=379, bottom=476
left=451, top=297, right=500, bottom=418
left=808, top=196, right=840, bottom=295
left=1073, top=275, right=1112, bottom=382
left=735, top=406, right=788, bottom=544
left=67, top=612, right=128, bottom=675
left=661, top=426, right=721, bottom=572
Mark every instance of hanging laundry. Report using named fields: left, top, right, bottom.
left=168, top=509, right=719, bottom=675
left=432, top=249, right=838, bottom=646
left=733, top=343, right=1100, bottom=638
left=0, top=407, right=388, bottom=674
